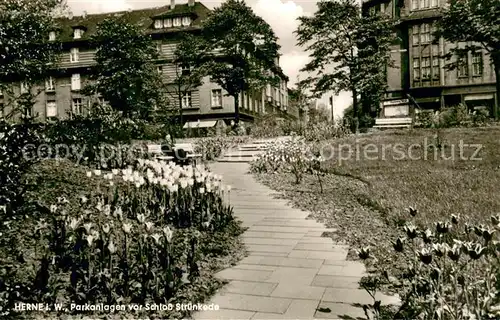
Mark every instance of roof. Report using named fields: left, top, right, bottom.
left=54, top=2, right=211, bottom=42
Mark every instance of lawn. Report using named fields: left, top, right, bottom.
left=255, top=126, right=500, bottom=280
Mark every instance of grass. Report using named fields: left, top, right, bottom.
left=2, top=159, right=246, bottom=319
left=255, top=126, right=500, bottom=284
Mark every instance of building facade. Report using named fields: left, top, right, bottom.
left=362, top=0, right=497, bottom=118
left=0, top=0, right=289, bottom=126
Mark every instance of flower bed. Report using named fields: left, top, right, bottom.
left=193, top=136, right=250, bottom=161
left=250, top=135, right=323, bottom=184
left=0, top=159, right=244, bottom=319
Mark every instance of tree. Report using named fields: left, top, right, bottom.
left=288, top=76, right=313, bottom=123
left=0, top=0, right=65, bottom=121
left=295, top=0, right=395, bottom=133
left=437, top=0, right=500, bottom=120
left=201, top=0, right=281, bottom=126
left=84, top=17, right=167, bottom=119
left=165, top=33, right=207, bottom=125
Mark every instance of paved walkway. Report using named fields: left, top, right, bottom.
left=193, top=162, right=398, bottom=320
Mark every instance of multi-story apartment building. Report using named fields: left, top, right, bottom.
left=0, top=0, right=289, bottom=127
left=362, top=0, right=497, bottom=119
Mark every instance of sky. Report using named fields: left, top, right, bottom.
left=67, top=0, right=351, bottom=118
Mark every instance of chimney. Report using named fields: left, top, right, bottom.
left=170, top=0, right=175, bottom=9
left=188, top=0, right=195, bottom=6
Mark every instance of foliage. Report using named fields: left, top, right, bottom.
left=201, top=0, right=282, bottom=124
left=84, top=17, right=167, bottom=119
left=0, top=0, right=64, bottom=120
left=0, top=159, right=240, bottom=319
left=438, top=104, right=470, bottom=128
left=358, top=208, right=500, bottom=319
left=295, top=0, right=395, bottom=132
left=0, top=121, right=43, bottom=215
left=193, top=136, right=250, bottom=161
left=165, top=33, right=207, bottom=125
left=288, top=77, right=314, bottom=122
left=437, top=0, right=500, bottom=119
left=41, top=105, right=147, bottom=169
left=414, top=104, right=491, bottom=129
left=251, top=114, right=349, bottom=141
left=250, top=134, right=323, bottom=184
left=343, top=105, right=375, bottom=132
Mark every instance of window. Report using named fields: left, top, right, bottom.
left=70, top=48, right=79, bottom=63
left=46, top=101, right=57, bottom=118
left=458, top=55, right=468, bottom=77
left=181, top=17, right=191, bottom=26
left=211, top=89, right=222, bottom=107
left=412, top=25, right=419, bottom=45
left=181, top=65, right=191, bottom=76
left=431, top=24, right=438, bottom=42
left=472, top=52, right=483, bottom=76
left=422, top=57, right=431, bottom=79
left=432, top=57, right=440, bottom=79
left=181, top=92, right=192, bottom=108
left=97, top=97, right=106, bottom=106
left=154, top=19, right=163, bottom=29
left=20, top=82, right=28, bottom=94
left=420, top=24, right=431, bottom=44
left=414, top=0, right=438, bottom=9
left=72, top=98, right=83, bottom=115
left=0, top=102, right=3, bottom=118
left=413, top=58, right=420, bottom=79
left=73, top=28, right=83, bottom=39
left=24, top=106, right=32, bottom=118
left=71, top=74, right=81, bottom=91
left=45, top=77, right=55, bottom=91
left=173, top=17, right=182, bottom=27
left=164, top=18, right=172, bottom=28
left=49, top=31, right=56, bottom=41
left=157, top=66, right=163, bottom=74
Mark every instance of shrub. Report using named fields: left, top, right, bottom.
left=343, top=106, right=375, bottom=132
left=358, top=209, right=500, bottom=319
left=250, top=115, right=287, bottom=138
left=415, top=110, right=436, bottom=128
left=0, top=159, right=236, bottom=318
left=438, top=104, right=471, bottom=128
left=0, top=121, right=43, bottom=214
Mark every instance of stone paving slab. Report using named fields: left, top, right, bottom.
left=194, top=308, right=256, bottom=320
left=244, top=231, right=306, bottom=239
left=192, top=161, right=400, bottom=320
left=270, top=284, right=326, bottom=300
left=288, top=249, right=348, bottom=261
left=243, top=237, right=300, bottom=246
left=232, top=264, right=279, bottom=272
left=215, top=268, right=273, bottom=282
left=252, top=300, right=321, bottom=319
left=209, top=293, right=293, bottom=314
left=247, top=244, right=296, bottom=253
left=221, top=280, right=277, bottom=296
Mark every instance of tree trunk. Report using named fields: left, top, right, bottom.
left=233, top=93, right=240, bottom=125
left=352, top=89, right=359, bottom=134
left=494, top=57, right=500, bottom=120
